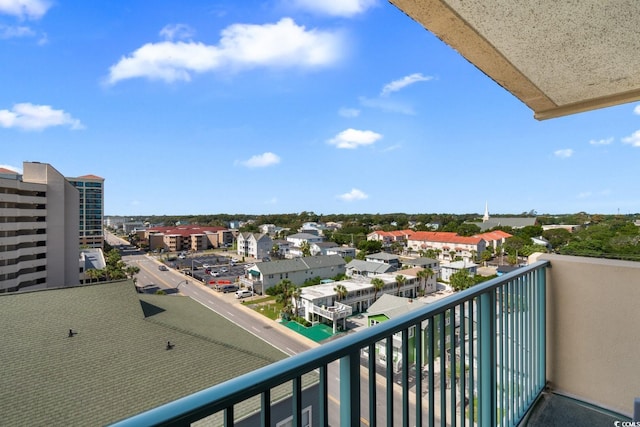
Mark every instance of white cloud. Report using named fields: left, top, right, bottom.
left=359, top=96, right=415, bottom=115
left=381, top=73, right=433, bottom=97
left=622, top=130, right=640, bottom=147
left=159, top=24, right=195, bottom=41
left=338, top=107, right=360, bottom=118
left=0, top=103, right=84, bottom=131
left=381, top=144, right=401, bottom=152
left=0, top=24, right=34, bottom=39
left=240, top=152, right=281, bottom=168
left=633, top=104, right=640, bottom=115
left=327, top=128, right=382, bottom=149
left=338, top=188, right=368, bottom=201
left=107, top=18, right=344, bottom=84
left=589, top=137, right=613, bottom=146
left=289, top=0, right=377, bottom=17
left=554, top=149, right=573, bottom=159
left=0, top=0, right=51, bottom=20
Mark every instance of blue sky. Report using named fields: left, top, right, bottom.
left=2, top=0, right=639, bottom=216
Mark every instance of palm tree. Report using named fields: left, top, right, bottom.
left=291, top=287, right=302, bottom=317
left=85, top=268, right=102, bottom=283
left=275, top=279, right=295, bottom=318
left=124, top=265, right=140, bottom=279
left=300, top=241, right=312, bottom=257
left=395, top=274, right=406, bottom=296
left=371, top=277, right=384, bottom=302
left=333, top=284, right=348, bottom=302
left=416, top=269, right=427, bottom=294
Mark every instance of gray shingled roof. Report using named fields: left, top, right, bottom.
left=255, top=255, right=345, bottom=275
left=367, top=294, right=428, bottom=319
left=468, top=217, right=537, bottom=231
left=0, top=280, right=288, bottom=426
left=346, top=259, right=397, bottom=274
left=366, top=252, right=400, bottom=261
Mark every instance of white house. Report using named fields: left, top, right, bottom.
left=236, top=232, right=273, bottom=260
left=241, top=255, right=345, bottom=294
left=440, top=261, right=478, bottom=282
left=296, top=273, right=420, bottom=332
left=286, top=232, right=323, bottom=247
left=407, top=231, right=486, bottom=263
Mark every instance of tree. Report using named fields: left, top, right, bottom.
left=275, top=279, right=296, bottom=318
left=416, top=267, right=435, bottom=294
left=85, top=268, right=103, bottom=283
left=450, top=269, right=474, bottom=291
left=456, top=223, right=481, bottom=237
left=334, top=284, right=348, bottom=302
left=124, top=265, right=140, bottom=279
left=357, top=239, right=383, bottom=255
left=291, top=287, right=302, bottom=317
left=371, top=277, right=385, bottom=302
left=300, top=241, right=312, bottom=257
left=271, top=244, right=280, bottom=259
left=542, top=228, right=572, bottom=250
left=395, top=274, right=406, bottom=296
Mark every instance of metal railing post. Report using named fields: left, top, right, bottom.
left=479, top=290, right=496, bottom=426
left=340, top=352, right=361, bottom=426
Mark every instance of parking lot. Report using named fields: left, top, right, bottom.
left=163, top=253, right=252, bottom=289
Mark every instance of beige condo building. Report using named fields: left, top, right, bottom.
left=0, top=162, right=79, bottom=292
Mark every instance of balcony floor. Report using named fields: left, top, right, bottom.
left=524, top=392, right=630, bottom=427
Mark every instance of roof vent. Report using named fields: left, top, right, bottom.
left=166, top=341, right=174, bottom=350
left=68, top=329, right=77, bottom=337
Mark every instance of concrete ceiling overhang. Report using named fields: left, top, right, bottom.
left=390, top=0, right=640, bottom=120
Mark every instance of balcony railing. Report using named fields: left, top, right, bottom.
left=112, top=260, right=549, bottom=426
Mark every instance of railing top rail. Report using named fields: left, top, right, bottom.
left=111, top=260, right=549, bottom=426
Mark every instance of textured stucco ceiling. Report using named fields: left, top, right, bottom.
left=390, top=0, right=640, bottom=120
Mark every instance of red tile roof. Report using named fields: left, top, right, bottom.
left=475, top=230, right=512, bottom=241
left=0, top=167, right=18, bottom=174
left=76, top=174, right=104, bottom=180
left=409, top=231, right=483, bottom=245
left=147, top=225, right=227, bottom=237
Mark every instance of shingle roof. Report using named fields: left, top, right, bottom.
left=255, top=255, right=345, bottom=275
left=367, top=294, right=428, bottom=319
left=0, top=281, right=287, bottom=426
left=346, top=259, right=396, bottom=274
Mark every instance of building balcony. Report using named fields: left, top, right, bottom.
left=310, top=301, right=353, bottom=322
left=113, top=254, right=638, bottom=426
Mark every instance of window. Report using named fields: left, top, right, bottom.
left=276, top=406, right=312, bottom=427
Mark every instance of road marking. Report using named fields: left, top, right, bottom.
left=208, top=300, right=215, bottom=305
left=227, top=312, right=235, bottom=317
left=286, top=347, right=296, bottom=355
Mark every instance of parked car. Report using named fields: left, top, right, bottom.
left=210, top=270, right=219, bottom=277
left=220, top=267, right=228, bottom=273
left=202, top=263, right=210, bottom=269
left=235, top=289, right=252, bottom=299
left=158, top=265, right=168, bottom=271
left=219, top=284, right=238, bottom=293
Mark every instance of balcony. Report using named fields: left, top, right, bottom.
left=112, top=254, right=637, bottom=426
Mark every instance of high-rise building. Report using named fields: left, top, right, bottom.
left=67, top=174, right=104, bottom=249
left=0, top=162, right=79, bottom=292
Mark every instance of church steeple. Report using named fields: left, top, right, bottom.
left=483, top=202, right=490, bottom=222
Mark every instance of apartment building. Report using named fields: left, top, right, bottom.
left=0, top=162, right=79, bottom=292
left=67, top=174, right=104, bottom=249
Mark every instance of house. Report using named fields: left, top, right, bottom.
left=366, top=293, right=461, bottom=372
left=407, top=231, right=487, bottom=262
left=311, top=241, right=340, bottom=256
left=297, top=273, right=420, bottom=331
left=241, top=255, right=346, bottom=294
left=345, top=259, right=397, bottom=277
left=325, top=245, right=356, bottom=259
left=475, top=230, right=512, bottom=250
left=271, top=239, right=291, bottom=259
left=286, top=232, right=324, bottom=247
left=366, top=294, right=430, bottom=372
left=440, top=260, right=478, bottom=282
left=401, top=257, right=439, bottom=270
left=236, top=232, right=273, bottom=260
left=365, top=252, right=401, bottom=269
left=366, top=230, right=414, bottom=247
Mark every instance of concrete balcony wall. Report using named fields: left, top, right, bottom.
left=537, top=253, right=640, bottom=417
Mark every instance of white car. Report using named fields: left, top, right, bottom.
left=202, top=263, right=210, bottom=269
left=210, top=270, right=219, bottom=277
left=220, top=267, right=228, bottom=273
